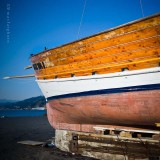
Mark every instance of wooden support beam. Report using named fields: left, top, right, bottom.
left=155, top=123, right=160, bottom=127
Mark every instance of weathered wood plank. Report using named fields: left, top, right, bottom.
left=31, top=14, right=160, bottom=80
left=17, top=140, right=44, bottom=146
left=50, top=37, right=160, bottom=66
left=40, top=47, right=160, bottom=74
left=46, top=26, right=159, bottom=62
left=31, top=15, right=160, bottom=63
left=36, top=57, right=160, bottom=79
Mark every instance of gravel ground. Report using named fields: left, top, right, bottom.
left=0, top=116, right=97, bottom=160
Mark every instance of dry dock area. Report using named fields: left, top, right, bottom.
left=55, top=126, right=160, bottom=160
left=1, top=117, right=160, bottom=160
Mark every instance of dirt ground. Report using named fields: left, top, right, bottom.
left=0, top=116, right=97, bottom=160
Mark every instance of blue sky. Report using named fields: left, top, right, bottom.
left=0, top=0, right=160, bottom=100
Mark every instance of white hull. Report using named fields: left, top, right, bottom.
left=36, top=67, right=160, bottom=99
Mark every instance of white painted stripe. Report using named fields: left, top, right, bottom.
left=36, top=67, right=160, bottom=98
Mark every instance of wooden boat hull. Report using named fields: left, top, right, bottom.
left=36, top=67, right=160, bottom=131
left=46, top=89, right=160, bottom=132
left=30, top=14, right=160, bottom=132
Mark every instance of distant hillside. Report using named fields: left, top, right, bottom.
left=0, top=99, right=17, bottom=105
left=0, top=96, right=46, bottom=110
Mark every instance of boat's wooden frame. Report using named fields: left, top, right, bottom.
left=30, top=14, right=160, bottom=80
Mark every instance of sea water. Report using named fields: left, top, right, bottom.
left=0, top=110, right=47, bottom=117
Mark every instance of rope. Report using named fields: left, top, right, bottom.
left=140, top=0, right=144, bottom=17
left=77, top=0, right=87, bottom=39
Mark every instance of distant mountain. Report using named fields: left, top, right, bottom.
left=0, top=99, right=17, bottom=105
left=0, top=96, right=46, bottom=110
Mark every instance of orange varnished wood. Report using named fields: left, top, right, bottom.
left=30, top=14, right=160, bottom=80
left=46, top=26, right=159, bottom=63
left=31, top=15, right=160, bottom=62
left=36, top=57, right=160, bottom=79
left=49, top=36, right=159, bottom=66
left=50, top=47, right=160, bottom=71
left=33, top=26, right=159, bottom=64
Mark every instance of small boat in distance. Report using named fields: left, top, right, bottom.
left=29, top=13, right=160, bottom=132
